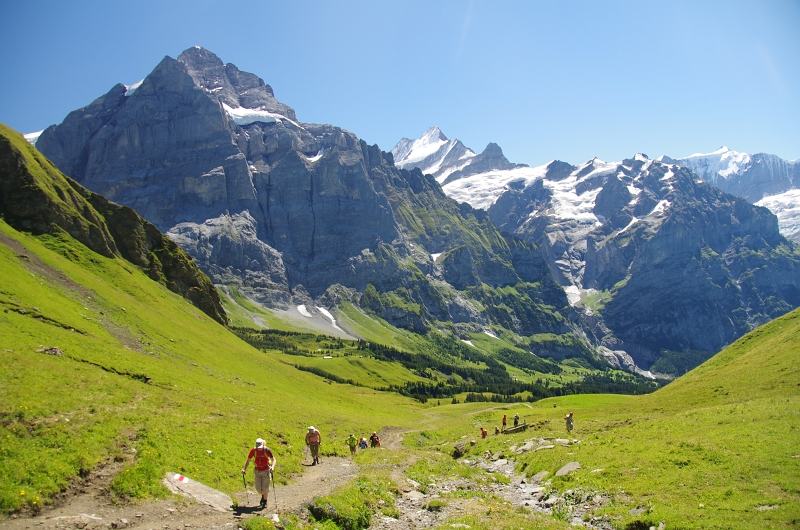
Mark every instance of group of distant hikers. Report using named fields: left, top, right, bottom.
left=481, top=411, right=574, bottom=438
left=241, top=426, right=382, bottom=509
left=242, top=411, right=574, bottom=509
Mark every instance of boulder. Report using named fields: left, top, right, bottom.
left=555, top=462, right=581, bottom=477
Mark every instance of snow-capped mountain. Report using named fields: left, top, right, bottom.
left=661, top=147, right=800, bottom=201
left=391, top=126, right=525, bottom=183
left=393, top=129, right=800, bottom=369
left=660, top=147, right=800, bottom=242
left=33, top=47, right=582, bottom=356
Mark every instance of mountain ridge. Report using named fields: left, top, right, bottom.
left=395, top=128, right=800, bottom=371
left=34, top=47, right=593, bottom=365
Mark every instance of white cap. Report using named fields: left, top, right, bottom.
left=255, top=438, right=265, bottom=447
left=308, top=426, right=315, bottom=431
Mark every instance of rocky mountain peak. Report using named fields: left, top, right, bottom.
left=422, top=125, right=447, bottom=142
left=173, top=46, right=295, bottom=120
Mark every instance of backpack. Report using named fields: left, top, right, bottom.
left=254, top=447, right=273, bottom=470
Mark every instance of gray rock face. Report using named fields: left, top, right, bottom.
left=35, top=47, right=575, bottom=343
left=488, top=156, right=800, bottom=366
left=167, top=212, right=290, bottom=307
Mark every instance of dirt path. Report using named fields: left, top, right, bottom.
left=0, top=455, right=361, bottom=530
left=0, top=427, right=417, bottom=530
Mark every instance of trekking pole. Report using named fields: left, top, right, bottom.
left=271, top=470, right=277, bottom=511
left=242, top=473, right=250, bottom=506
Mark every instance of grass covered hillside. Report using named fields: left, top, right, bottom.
left=0, top=123, right=226, bottom=326
left=412, top=307, right=800, bottom=529
left=0, top=211, right=422, bottom=514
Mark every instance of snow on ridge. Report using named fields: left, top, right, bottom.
left=125, top=80, right=143, bottom=96
left=297, top=305, right=312, bottom=318
left=223, top=102, right=283, bottom=126
left=675, top=146, right=751, bottom=180
left=24, top=130, right=43, bottom=146
left=756, top=189, right=800, bottom=241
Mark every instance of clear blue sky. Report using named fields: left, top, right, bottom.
left=1, top=0, right=798, bottom=166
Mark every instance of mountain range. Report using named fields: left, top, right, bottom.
left=26, top=46, right=800, bottom=376
left=393, top=128, right=800, bottom=371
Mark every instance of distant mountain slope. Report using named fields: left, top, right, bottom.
left=394, top=129, right=800, bottom=371
left=34, top=47, right=587, bottom=359
left=0, top=122, right=227, bottom=325
left=660, top=147, right=800, bottom=242
left=660, top=146, right=800, bottom=202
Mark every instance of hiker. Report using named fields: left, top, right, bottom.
left=369, top=431, right=381, bottom=448
left=502, top=414, right=507, bottom=430
left=241, top=438, right=275, bottom=509
left=565, top=412, right=574, bottom=433
left=347, top=433, right=357, bottom=456
left=305, top=426, right=322, bottom=465
left=513, top=413, right=519, bottom=427
left=494, top=426, right=500, bottom=435
left=481, top=428, right=487, bottom=439
left=358, top=437, right=368, bottom=450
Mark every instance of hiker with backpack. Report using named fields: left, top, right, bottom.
left=513, top=413, right=519, bottom=427
left=241, top=438, right=276, bottom=509
left=565, top=411, right=574, bottom=433
left=305, top=426, right=322, bottom=465
left=358, top=436, right=368, bottom=449
left=369, top=431, right=380, bottom=447
left=347, top=433, right=358, bottom=456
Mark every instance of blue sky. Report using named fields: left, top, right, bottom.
left=1, top=0, right=798, bottom=166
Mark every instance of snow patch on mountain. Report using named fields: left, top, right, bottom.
left=125, top=80, right=143, bottom=96
left=23, top=130, right=43, bottom=146
left=222, top=102, right=282, bottom=126
left=661, top=146, right=751, bottom=181
left=756, top=189, right=800, bottom=243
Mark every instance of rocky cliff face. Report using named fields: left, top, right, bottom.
left=35, top=48, right=578, bottom=348
left=488, top=155, right=800, bottom=366
left=394, top=128, right=800, bottom=372
left=0, top=122, right=227, bottom=326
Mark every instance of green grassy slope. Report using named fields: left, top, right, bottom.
left=0, top=221, right=423, bottom=515
left=0, top=122, right=226, bottom=325
left=411, top=309, right=800, bottom=529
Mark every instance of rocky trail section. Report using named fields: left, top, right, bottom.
left=368, top=436, right=619, bottom=530
left=2, top=430, right=625, bottom=530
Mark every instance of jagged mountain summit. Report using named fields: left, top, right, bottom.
left=659, top=147, right=800, bottom=242
left=391, top=126, right=526, bottom=184
left=394, top=129, right=800, bottom=371
left=33, top=47, right=584, bottom=358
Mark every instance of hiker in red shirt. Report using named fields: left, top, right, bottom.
left=241, top=438, right=276, bottom=509
left=305, top=426, right=322, bottom=465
